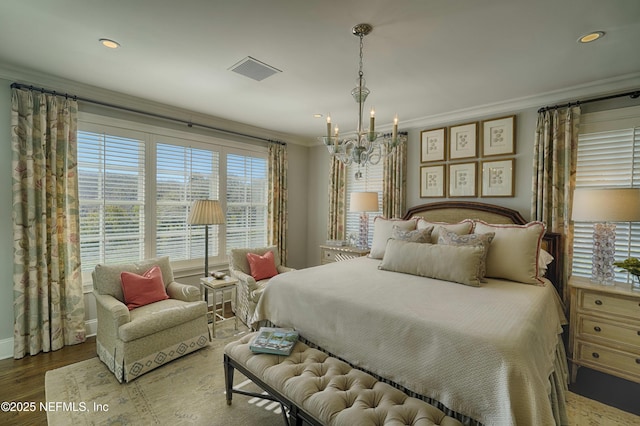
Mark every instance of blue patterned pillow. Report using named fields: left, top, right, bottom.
left=438, top=228, right=495, bottom=281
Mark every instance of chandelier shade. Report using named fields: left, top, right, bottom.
left=320, top=23, right=406, bottom=167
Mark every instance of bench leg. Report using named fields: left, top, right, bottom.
left=223, top=354, right=234, bottom=406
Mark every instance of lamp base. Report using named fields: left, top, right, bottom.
left=591, top=222, right=616, bottom=286
left=357, top=212, right=369, bottom=249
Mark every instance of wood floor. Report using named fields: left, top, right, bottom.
left=0, top=337, right=97, bottom=426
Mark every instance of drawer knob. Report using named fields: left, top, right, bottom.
left=594, top=300, right=603, bottom=306
left=592, top=352, right=600, bottom=359
left=636, top=359, right=640, bottom=364
left=594, top=326, right=601, bottom=332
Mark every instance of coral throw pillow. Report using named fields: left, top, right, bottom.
left=246, top=251, right=279, bottom=281
left=121, top=265, right=169, bottom=310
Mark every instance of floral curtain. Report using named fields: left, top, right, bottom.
left=383, top=141, right=407, bottom=218
left=531, top=106, right=581, bottom=302
left=11, top=88, right=86, bottom=359
left=327, top=156, right=346, bottom=240
left=267, top=143, right=288, bottom=264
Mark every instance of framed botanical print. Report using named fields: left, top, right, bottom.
left=420, top=127, right=446, bottom=162
left=481, top=159, right=514, bottom=197
left=482, top=115, right=516, bottom=157
left=420, top=165, right=445, bottom=198
left=448, top=162, right=477, bottom=197
left=449, top=122, right=478, bottom=160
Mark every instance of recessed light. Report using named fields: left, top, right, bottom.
left=99, top=38, right=120, bottom=49
left=313, top=114, right=323, bottom=118
left=578, top=31, right=605, bottom=43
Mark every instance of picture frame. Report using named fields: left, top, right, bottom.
left=448, top=162, right=477, bottom=197
left=482, top=115, right=516, bottom=157
left=449, top=122, right=478, bottom=160
left=481, top=159, right=515, bottom=197
left=420, top=127, right=446, bottom=162
left=420, top=165, right=445, bottom=198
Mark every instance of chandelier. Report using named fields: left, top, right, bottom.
left=320, top=23, right=406, bottom=166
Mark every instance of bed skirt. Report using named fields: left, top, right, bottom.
left=256, top=320, right=569, bottom=426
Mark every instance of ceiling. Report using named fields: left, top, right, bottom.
left=1, top=0, right=639, bottom=143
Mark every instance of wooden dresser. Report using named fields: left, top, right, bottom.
left=568, top=276, right=640, bottom=384
left=320, top=245, right=369, bottom=265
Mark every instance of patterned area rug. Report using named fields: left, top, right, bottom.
left=46, top=322, right=640, bottom=426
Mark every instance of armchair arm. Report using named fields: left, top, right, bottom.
left=230, top=267, right=257, bottom=291
left=166, top=281, right=201, bottom=302
left=93, top=291, right=131, bottom=338
left=277, top=266, right=295, bottom=274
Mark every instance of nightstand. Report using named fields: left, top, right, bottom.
left=568, top=276, right=640, bottom=384
left=320, top=245, right=370, bottom=264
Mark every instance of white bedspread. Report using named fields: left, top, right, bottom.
left=252, top=257, right=567, bottom=426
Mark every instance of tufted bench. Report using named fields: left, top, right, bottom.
left=224, top=332, right=462, bottom=426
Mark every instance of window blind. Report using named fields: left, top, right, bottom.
left=226, top=153, right=268, bottom=252
left=156, top=143, right=220, bottom=261
left=573, top=107, right=640, bottom=283
left=78, top=130, right=146, bottom=268
left=346, top=163, right=383, bottom=247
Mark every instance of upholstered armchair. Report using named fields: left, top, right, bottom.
left=229, top=246, right=294, bottom=327
left=92, top=256, right=210, bottom=383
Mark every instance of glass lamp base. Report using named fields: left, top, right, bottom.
left=591, top=222, right=616, bottom=286
left=357, top=212, right=369, bottom=249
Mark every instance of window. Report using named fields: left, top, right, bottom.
left=156, top=142, right=220, bottom=261
left=572, top=106, right=640, bottom=283
left=345, top=163, right=383, bottom=247
left=226, top=153, right=268, bottom=251
left=78, top=129, right=146, bottom=267
left=77, top=114, right=267, bottom=275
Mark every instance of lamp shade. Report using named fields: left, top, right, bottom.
left=350, top=192, right=379, bottom=212
left=187, top=200, right=225, bottom=225
left=572, top=188, right=640, bottom=222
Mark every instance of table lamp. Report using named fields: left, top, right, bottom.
left=188, top=199, right=225, bottom=277
left=572, top=188, right=640, bottom=285
left=349, top=192, right=379, bottom=249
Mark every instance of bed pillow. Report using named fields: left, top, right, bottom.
left=369, top=217, right=417, bottom=259
left=438, top=229, right=495, bottom=281
left=473, top=220, right=546, bottom=285
left=415, top=218, right=474, bottom=244
left=121, top=265, right=169, bottom=310
left=379, top=239, right=484, bottom=287
left=247, top=251, right=279, bottom=281
left=538, top=249, right=554, bottom=276
left=392, top=225, right=433, bottom=243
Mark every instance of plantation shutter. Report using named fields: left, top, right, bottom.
left=156, top=143, right=220, bottom=261
left=77, top=130, right=146, bottom=268
left=226, top=153, right=268, bottom=251
left=573, top=106, right=640, bottom=282
left=346, top=163, right=383, bottom=247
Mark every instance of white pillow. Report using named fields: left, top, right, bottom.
left=473, top=220, right=546, bottom=285
left=538, top=249, right=554, bottom=276
left=369, top=217, right=417, bottom=259
left=415, top=218, right=474, bottom=244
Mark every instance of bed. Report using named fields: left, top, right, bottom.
left=252, top=201, right=569, bottom=426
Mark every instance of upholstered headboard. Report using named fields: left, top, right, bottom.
left=403, top=201, right=564, bottom=299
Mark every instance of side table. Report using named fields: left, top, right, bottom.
left=200, top=276, right=239, bottom=336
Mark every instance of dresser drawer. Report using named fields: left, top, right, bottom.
left=575, top=341, right=640, bottom=379
left=581, top=291, right=640, bottom=319
left=578, top=315, right=640, bottom=350
left=322, top=249, right=337, bottom=263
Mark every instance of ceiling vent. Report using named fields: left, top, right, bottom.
left=229, top=56, right=282, bottom=81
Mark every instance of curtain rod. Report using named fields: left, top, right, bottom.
left=10, top=82, right=286, bottom=146
left=537, top=89, right=640, bottom=113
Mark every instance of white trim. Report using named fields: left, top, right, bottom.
left=0, top=338, right=12, bottom=360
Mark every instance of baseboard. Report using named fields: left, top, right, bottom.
left=0, top=319, right=98, bottom=360
left=0, top=337, right=13, bottom=360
